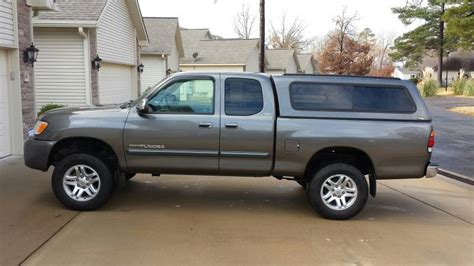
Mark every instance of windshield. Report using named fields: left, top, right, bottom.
left=124, top=76, right=174, bottom=108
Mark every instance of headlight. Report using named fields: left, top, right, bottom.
left=34, top=121, right=48, bottom=135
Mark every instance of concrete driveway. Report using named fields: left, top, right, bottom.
left=424, top=96, right=474, bottom=177
left=1, top=156, right=473, bottom=265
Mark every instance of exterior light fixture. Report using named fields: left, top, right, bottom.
left=92, top=55, right=102, bottom=70
left=23, top=43, right=39, bottom=66
left=137, top=63, right=144, bottom=73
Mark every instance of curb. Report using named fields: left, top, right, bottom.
left=438, top=168, right=474, bottom=186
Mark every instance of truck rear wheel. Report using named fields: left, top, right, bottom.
left=52, top=153, right=114, bottom=211
left=307, top=163, right=368, bottom=220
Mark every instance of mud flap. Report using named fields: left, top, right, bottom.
left=369, top=174, right=376, bottom=197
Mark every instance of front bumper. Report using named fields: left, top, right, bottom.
left=425, top=163, right=439, bottom=178
left=24, top=138, right=56, bottom=171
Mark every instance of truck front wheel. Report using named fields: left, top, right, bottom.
left=307, top=163, right=368, bottom=220
left=52, top=153, right=114, bottom=211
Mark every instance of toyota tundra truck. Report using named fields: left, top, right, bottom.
left=24, top=72, right=438, bottom=220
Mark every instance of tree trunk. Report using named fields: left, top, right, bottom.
left=438, top=2, right=445, bottom=85
left=259, top=0, right=265, bottom=73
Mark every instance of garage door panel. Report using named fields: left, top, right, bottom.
left=98, top=63, right=133, bottom=104
left=34, top=28, right=88, bottom=111
left=0, top=49, right=11, bottom=157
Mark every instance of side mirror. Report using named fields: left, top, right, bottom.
left=136, top=98, right=149, bottom=114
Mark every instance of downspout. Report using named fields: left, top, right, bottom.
left=78, top=27, right=92, bottom=104
left=78, top=27, right=87, bottom=39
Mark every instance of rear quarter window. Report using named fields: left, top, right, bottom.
left=289, top=82, right=416, bottom=113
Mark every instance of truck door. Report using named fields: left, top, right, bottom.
left=124, top=75, right=220, bottom=175
left=219, top=75, right=276, bottom=176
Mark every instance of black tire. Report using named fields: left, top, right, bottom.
left=52, top=153, right=114, bottom=211
left=307, top=163, right=368, bottom=220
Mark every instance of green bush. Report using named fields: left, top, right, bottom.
left=452, top=78, right=467, bottom=95
left=464, top=79, right=474, bottom=96
left=417, top=79, right=438, bottom=97
left=38, top=103, right=66, bottom=117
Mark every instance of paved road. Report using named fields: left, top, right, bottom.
left=1, top=156, right=473, bottom=265
left=424, top=96, right=474, bottom=177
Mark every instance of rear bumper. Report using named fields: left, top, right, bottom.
left=425, top=163, right=438, bottom=178
left=24, top=138, right=56, bottom=171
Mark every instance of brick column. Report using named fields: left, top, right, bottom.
left=17, top=0, right=35, bottom=137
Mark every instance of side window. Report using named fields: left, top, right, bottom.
left=353, top=86, right=415, bottom=113
left=148, top=79, right=214, bottom=114
left=225, top=78, right=264, bottom=116
left=289, top=83, right=353, bottom=111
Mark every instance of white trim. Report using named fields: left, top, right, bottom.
left=180, top=63, right=245, bottom=67
left=33, top=20, right=98, bottom=28
left=79, top=27, right=92, bottom=105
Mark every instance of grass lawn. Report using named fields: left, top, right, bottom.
left=448, top=106, right=474, bottom=116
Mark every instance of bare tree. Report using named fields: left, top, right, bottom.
left=268, top=12, right=308, bottom=50
left=333, top=7, right=360, bottom=53
left=232, top=4, right=256, bottom=39
left=374, top=33, right=395, bottom=70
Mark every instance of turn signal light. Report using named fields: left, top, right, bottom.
left=34, top=121, right=48, bottom=135
left=427, top=130, right=435, bottom=153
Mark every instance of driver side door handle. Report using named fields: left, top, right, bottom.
left=198, top=122, right=213, bottom=128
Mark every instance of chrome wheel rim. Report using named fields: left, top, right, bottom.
left=320, top=174, right=358, bottom=211
left=63, top=165, right=101, bottom=202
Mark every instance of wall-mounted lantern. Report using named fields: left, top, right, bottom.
left=92, top=55, right=102, bottom=70
left=23, top=43, right=39, bottom=66
left=137, top=63, right=144, bottom=73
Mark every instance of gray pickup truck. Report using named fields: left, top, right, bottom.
left=24, top=72, right=438, bottom=220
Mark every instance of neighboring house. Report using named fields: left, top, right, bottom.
left=140, top=17, right=184, bottom=93
left=33, top=0, right=148, bottom=108
left=297, top=53, right=319, bottom=74
left=419, top=51, right=474, bottom=84
left=265, top=49, right=300, bottom=74
left=1, top=0, right=39, bottom=157
left=181, top=37, right=260, bottom=72
left=392, top=67, right=419, bottom=80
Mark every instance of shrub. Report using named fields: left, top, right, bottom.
left=464, top=79, right=474, bottom=96
left=417, top=67, right=438, bottom=97
left=452, top=69, right=467, bottom=95
left=38, top=103, right=66, bottom=117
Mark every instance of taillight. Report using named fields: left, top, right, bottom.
left=428, top=130, right=435, bottom=152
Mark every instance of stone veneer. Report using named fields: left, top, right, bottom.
left=17, top=0, right=35, bottom=137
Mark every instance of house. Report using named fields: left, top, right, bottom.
left=140, top=17, right=184, bottom=93
left=265, top=49, right=300, bottom=74
left=32, top=0, right=148, bottom=108
left=1, top=0, right=40, bottom=157
left=181, top=38, right=260, bottom=72
left=392, top=67, right=419, bottom=80
left=297, top=53, right=319, bottom=74
left=419, top=51, right=474, bottom=84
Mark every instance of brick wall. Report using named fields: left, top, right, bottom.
left=17, top=0, right=35, bottom=137
left=89, top=28, right=99, bottom=104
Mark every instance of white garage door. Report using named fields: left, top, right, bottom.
left=34, top=28, right=88, bottom=110
left=99, top=63, right=133, bottom=104
left=141, top=55, right=165, bottom=94
left=0, top=49, right=11, bottom=157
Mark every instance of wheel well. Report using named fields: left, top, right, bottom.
left=303, top=147, right=375, bottom=181
left=48, top=137, right=119, bottom=172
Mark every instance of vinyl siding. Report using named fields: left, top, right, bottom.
left=181, top=65, right=244, bottom=72
left=0, top=0, right=15, bottom=47
left=34, top=28, right=88, bottom=110
left=141, top=54, right=165, bottom=94
left=97, top=0, right=136, bottom=65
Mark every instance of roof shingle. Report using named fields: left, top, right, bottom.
left=35, top=0, right=107, bottom=21
left=142, top=17, right=181, bottom=55
left=265, top=49, right=297, bottom=70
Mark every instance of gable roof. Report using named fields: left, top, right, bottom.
left=297, top=53, right=318, bottom=73
left=181, top=39, right=259, bottom=65
left=33, top=0, right=148, bottom=43
left=180, top=28, right=213, bottom=58
left=142, top=17, right=184, bottom=56
left=266, top=49, right=300, bottom=71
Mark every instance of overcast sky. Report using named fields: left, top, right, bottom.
left=138, top=0, right=416, bottom=40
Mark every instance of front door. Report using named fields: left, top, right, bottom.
left=219, top=75, right=276, bottom=176
left=124, top=75, right=220, bottom=175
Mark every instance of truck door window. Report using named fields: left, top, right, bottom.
left=148, top=79, right=214, bottom=114
left=225, top=78, right=263, bottom=116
